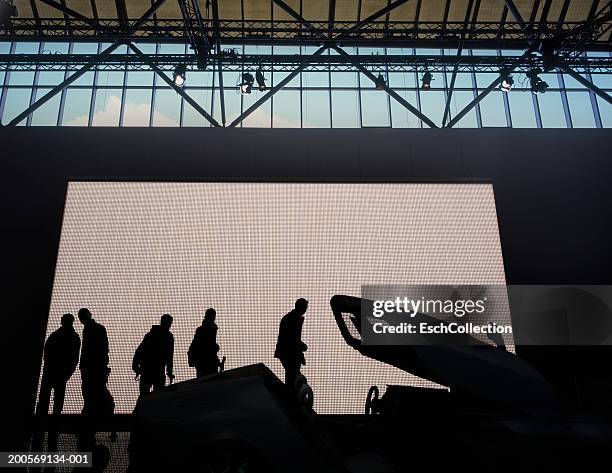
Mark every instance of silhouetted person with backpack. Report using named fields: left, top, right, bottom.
left=275, top=298, right=309, bottom=389
left=188, top=308, right=221, bottom=377
left=133, top=314, right=175, bottom=396
left=37, top=313, right=81, bottom=415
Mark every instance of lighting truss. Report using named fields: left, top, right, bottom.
left=1, top=51, right=610, bottom=73
left=1, top=19, right=611, bottom=50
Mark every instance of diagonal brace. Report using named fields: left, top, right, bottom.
left=229, top=45, right=329, bottom=127
left=332, top=45, right=438, bottom=128
left=560, top=63, right=612, bottom=105
left=6, top=0, right=170, bottom=126
left=128, top=43, right=220, bottom=127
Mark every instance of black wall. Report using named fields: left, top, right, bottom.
left=1, top=127, right=611, bottom=434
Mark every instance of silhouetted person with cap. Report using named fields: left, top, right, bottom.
left=275, top=298, right=309, bottom=389
left=133, top=314, right=175, bottom=396
left=37, top=313, right=81, bottom=416
left=188, top=308, right=220, bottom=377
left=78, top=308, right=111, bottom=416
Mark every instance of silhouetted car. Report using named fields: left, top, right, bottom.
left=128, top=363, right=394, bottom=473
left=330, top=294, right=612, bottom=471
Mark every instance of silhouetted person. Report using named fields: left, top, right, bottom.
left=77, top=308, right=113, bottom=450
left=132, top=314, right=175, bottom=396
left=78, top=308, right=111, bottom=415
left=275, top=298, right=309, bottom=389
left=188, top=308, right=220, bottom=377
left=37, top=313, right=81, bottom=416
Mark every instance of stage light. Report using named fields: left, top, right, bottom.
left=421, top=71, right=433, bottom=90
left=239, top=72, right=254, bottom=94
left=499, top=69, right=514, bottom=92
left=0, top=0, right=17, bottom=26
left=538, top=40, right=557, bottom=72
left=374, top=74, right=386, bottom=90
left=255, top=67, right=267, bottom=91
left=173, top=64, right=187, bottom=87
left=526, top=69, right=549, bottom=94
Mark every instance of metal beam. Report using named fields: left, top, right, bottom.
left=6, top=0, right=169, bottom=127
left=38, top=0, right=98, bottom=27
left=229, top=45, right=329, bottom=128
left=503, top=0, right=527, bottom=30
left=7, top=43, right=122, bottom=126
left=445, top=49, right=533, bottom=128
left=442, top=0, right=474, bottom=127
left=332, top=45, right=438, bottom=128
left=211, top=0, right=226, bottom=125
left=560, top=63, right=612, bottom=105
left=128, top=43, right=220, bottom=127
left=445, top=74, right=502, bottom=128
left=348, top=0, right=412, bottom=33
left=270, top=0, right=319, bottom=34
left=328, top=0, right=336, bottom=35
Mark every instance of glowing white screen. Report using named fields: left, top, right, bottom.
left=40, top=182, right=507, bottom=414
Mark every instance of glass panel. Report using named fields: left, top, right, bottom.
left=449, top=91, right=478, bottom=128
left=475, top=72, right=498, bottom=89
left=331, top=90, right=359, bottom=128
left=242, top=94, right=271, bottom=128
left=387, top=72, right=417, bottom=89
left=561, top=73, right=588, bottom=90
left=479, top=91, right=508, bottom=127
left=591, top=73, right=612, bottom=90
left=537, top=92, right=567, bottom=128
left=303, top=90, right=330, bottom=127
left=158, top=44, right=186, bottom=54
left=123, top=89, right=152, bottom=127
left=92, top=89, right=122, bottom=126
left=273, top=90, right=301, bottom=128
left=8, top=71, right=35, bottom=85
left=211, top=88, right=241, bottom=126
left=1, top=88, right=32, bottom=125
left=390, top=90, right=420, bottom=128
left=419, top=91, right=446, bottom=127
left=38, top=43, right=69, bottom=86
left=331, top=72, right=358, bottom=87
left=303, top=71, right=329, bottom=88
left=597, top=96, right=612, bottom=128
left=37, top=70, right=66, bottom=86
left=183, top=90, right=212, bottom=127
left=30, top=88, right=61, bottom=126
left=187, top=70, right=214, bottom=87
left=153, top=88, right=181, bottom=126
left=97, top=70, right=125, bottom=87
left=507, top=92, right=537, bottom=128
left=361, top=90, right=390, bottom=127
left=62, top=88, right=93, bottom=126
left=445, top=71, right=474, bottom=89
left=566, top=92, right=597, bottom=128
left=127, top=70, right=154, bottom=87
left=14, top=42, right=39, bottom=54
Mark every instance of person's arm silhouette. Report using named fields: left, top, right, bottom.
left=69, top=335, right=81, bottom=377
left=167, top=333, right=175, bottom=383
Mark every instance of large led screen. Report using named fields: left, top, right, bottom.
left=38, top=182, right=507, bottom=414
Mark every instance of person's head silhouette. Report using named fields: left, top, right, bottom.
left=77, top=308, right=92, bottom=325
left=61, top=313, right=75, bottom=328
left=295, top=298, right=308, bottom=315
left=204, top=308, right=216, bottom=323
left=160, top=313, right=173, bottom=331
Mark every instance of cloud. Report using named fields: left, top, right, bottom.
left=64, top=93, right=307, bottom=128
left=65, top=95, right=179, bottom=127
